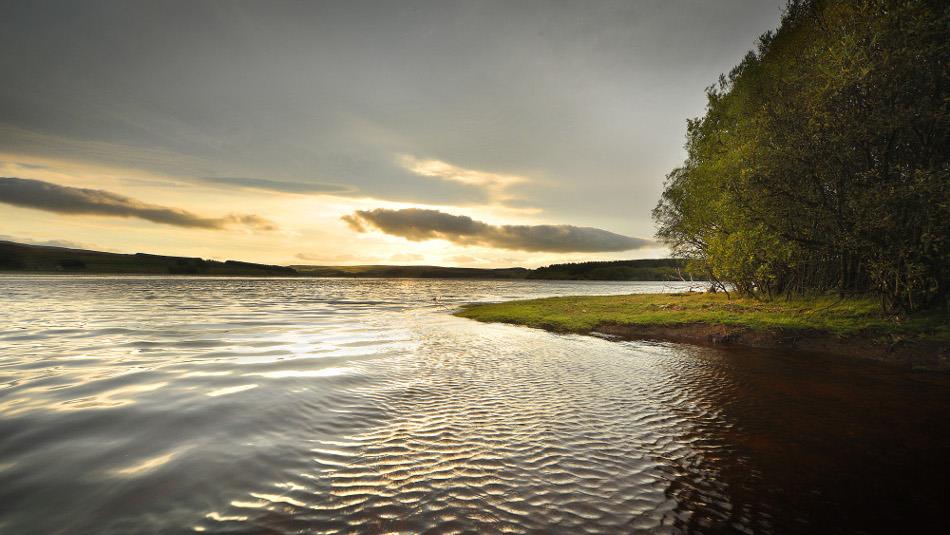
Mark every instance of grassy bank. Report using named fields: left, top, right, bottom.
left=456, top=293, right=950, bottom=365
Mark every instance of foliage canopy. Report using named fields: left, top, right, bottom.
left=654, top=0, right=949, bottom=311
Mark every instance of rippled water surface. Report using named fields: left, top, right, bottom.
left=1, top=276, right=949, bottom=534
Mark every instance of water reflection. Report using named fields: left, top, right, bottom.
left=0, top=277, right=948, bottom=534
left=114, top=450, right=180, bottom=476
left=653, top=347, right=950, bottom=533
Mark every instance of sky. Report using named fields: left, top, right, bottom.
left=0, top=0, right=784, bottom=267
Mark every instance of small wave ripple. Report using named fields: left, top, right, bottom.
left=1, top=277, right=948, bottom=534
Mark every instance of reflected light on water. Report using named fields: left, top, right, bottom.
left=249, top=492, right=309, bottom=508
left=204, top=511, right=248, bottom=522
left=0, top=381, right=168, bottom=416
left=1, top=277, right=948, bottom=534
left=205, top=384, right=258, bottom=397
left=247, top=367, right=351, bottom=379
left=114, top=450, right=179, bottom=476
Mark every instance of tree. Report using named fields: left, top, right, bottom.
left=654, top=0, right=949, bottom=311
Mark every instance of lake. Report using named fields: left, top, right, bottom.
left=1, top=276, right=948, bottom=534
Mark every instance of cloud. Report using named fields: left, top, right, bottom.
left=1, top=2, right=788, bottom=223
left=399, top=155, right=526, bottom=189
left=342, top=208, right=652, bottom=252
left=201, top=176, right=355, bottom=194
left=15, top=162, right=49, bottom=171
left=222, top=214, right=278, bottom=231
left=0, top=177, right=276, bottom=231
left=399, top=155, right=527, bottom=205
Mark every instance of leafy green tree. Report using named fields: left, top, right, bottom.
left=654, top=0, right=949, bottom=311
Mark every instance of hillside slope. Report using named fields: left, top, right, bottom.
left=0, top=241, right=298, bottom=276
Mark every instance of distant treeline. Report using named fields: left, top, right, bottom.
left=654, top=0, right=948, bottom=311
left=292, top=258, right=702, bottom=281
left=294, top=260, right=694, bottom=281
left=1, top=240, right=695, bottom=281
left=527, top=259, right=698, bottom=281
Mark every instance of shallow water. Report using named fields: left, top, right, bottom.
left=0, top=276, right=948, bottom=534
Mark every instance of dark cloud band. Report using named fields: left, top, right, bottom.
left=343, top=208, right=651, bottom=252
left=0, top=177, right=276, bottom=230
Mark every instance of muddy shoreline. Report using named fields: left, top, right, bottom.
left=584, top=323, right=950, bottom=371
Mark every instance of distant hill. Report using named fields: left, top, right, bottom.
left=295, top=259, right=698, bottom=281
left=1, top=240, right=696, bottom=281
left=0, top=241, right=298, bottom=276
left=527, top=259, right=699, bottom=281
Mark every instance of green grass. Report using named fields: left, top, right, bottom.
left=456, top=293, right=950, bottom=342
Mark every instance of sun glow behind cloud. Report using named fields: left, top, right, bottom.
left=0, top=1, right=792, bottom=268
left=0, top=152, right=668, bottom=268
left=398, top=155, right=531, bottom=207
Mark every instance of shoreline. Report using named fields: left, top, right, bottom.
left=592, top=323, right=948, bottom=370
left=456, top=293, right=950, bottom=371
left=0, top=271, right=694, bottom=283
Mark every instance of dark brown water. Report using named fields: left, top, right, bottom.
left=1, top=277, right=948, bottom=534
